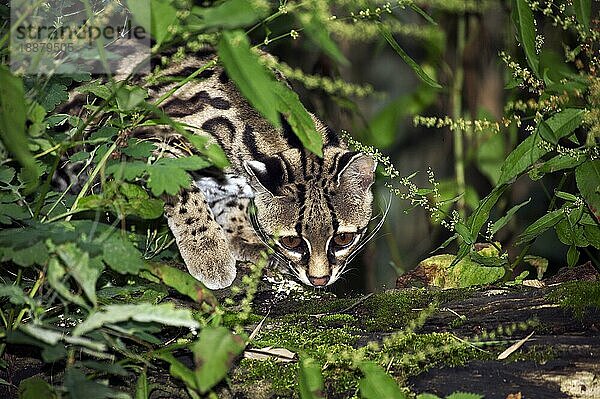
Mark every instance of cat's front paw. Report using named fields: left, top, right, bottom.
left=186, top=251, right=237, bottom=290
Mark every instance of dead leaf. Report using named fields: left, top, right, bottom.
left=506, top=393, right=522, bottom=399
left=522, top=279, right=545, bottom=288
left=243, top=346, right=296, bottom=363
left=497, top=331, right=534, bottom=360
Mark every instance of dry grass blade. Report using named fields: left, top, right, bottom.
left=497, top=331, right=535, bottom=360
left=243, top=346, right=297, bottom=363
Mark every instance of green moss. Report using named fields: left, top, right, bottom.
left=236, top=358, right=298, bottom=396
left=547, top=280, right=600, bottom=319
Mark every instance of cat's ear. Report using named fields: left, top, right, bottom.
left=336, top=152, right=376, bottom=190
left=243, top=158, right=286, bottom=195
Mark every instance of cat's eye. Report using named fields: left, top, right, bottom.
left=333, top=232, right=356, bottom=247
left=280, top=236, right=303, bottom=250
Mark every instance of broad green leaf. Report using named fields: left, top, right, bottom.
left=116, top=85, right=148, bottom=111
left=498, top=133, right=550, bottom=184
left=77, top=80, right=113, bottom=99
left=584, top=225, right=600, bottom=249
left=556, top=219, right=588, bottom=247
left=6, top=330, right=67, bottom=362
left=149, top=0, right=177, bottom=46
left=192, top=326, right=245, bottom=393
left=191, top=0, right=267, bottom=30
left=530, top=153, right=586, bottom=180
left=358, top=361, right=407, bottom=399
left=63, top=368, right=126, bottom=399
left=101, top=234, right=145, bottom=274
left=418, top=254, right=505, bottom=288
left=20, top=324, right=106, bottom=351
left=0, top=284, right=36, bottom=308
left=38, top=82, right=68, bottom=112
left=144, top=262, right=217, bottom=306
left=576, top=160, right=600, bottom=222
left=516, top=208, right=565, bottom=245
left=273, top=83, right=322, bottom=156
left=181, top=132, right=230, bottom=169
left=47, top=258, right=88, bottom=308
left=0, top=66, right=38, bottom=192
left=74, top=303, right=199, bottom=335
left=512, top=0, right=539, bottom=77
left=18, top=376, right=57, bottom=399
left=491, top=198, right=531, bottom=234
left=378, top=23, right=441, bottom=89
left=573, top=0, right=591, bottom=30
left=538, top=108, right=585, bottom=145
left=218, top=30, right=280, bottom=126
left=299, top=357, right=325, bottom=399
left=56, top=243, right=103, bottom=306
left=300, top=13, right=349, bottom=66
left=147, top=165, right=191, bottom=196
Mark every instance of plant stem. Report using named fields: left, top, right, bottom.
left=452, top=16, right=466, bottom=218
left=12, top=271, right=45, bottom=330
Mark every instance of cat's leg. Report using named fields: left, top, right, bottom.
left=165, top=186, right=236, bottom=290
left=212, top=197, right=266, bottom=264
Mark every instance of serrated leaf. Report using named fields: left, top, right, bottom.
left=0, top=66, right=38, bottom=192
left=300, top=13, right=349, bottom=66
left=358, top=361, right=407, bottom=399
left=0, top=284, right=37, bottom=308
left=378, top=23, right=441, bottom=89
left=39, top=83, right=68, bottom=111
left=73, top=303, right=199, bottom=336
left=498, top=133, right=550, bottom=184
left=144, top=262, right=217, bottom=306
left=576, top=160, right=600, bottom=222
left=147, top=165, right=191, bottom=196
left=299, top=357, right=324, bottom=399
left=512, top=0, right=539, bottom=77
left=101, top=234, right=145, bottom=274
left=192, top=326, right=245, bottom=393
left=56, top=243, right=103, bottom=306
left=191, top=0, right=267, bottom=30
left=516, top=208, right=565, bottom=245
left=218, top=30, right=280, bottom=126
left=573, top=0, right=591, bottom=30
left=491, top=198, right=531, bottom=234
left=538, top=108, right=585, bottom=145
left=273, top=83, right=322, bottom=156
left=77, top=80, right=113, bottom=99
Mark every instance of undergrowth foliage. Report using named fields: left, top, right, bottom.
left=0, top=0, right=597, bottom=398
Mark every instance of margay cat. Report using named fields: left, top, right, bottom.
left=123, top=52, right=375, bottom=289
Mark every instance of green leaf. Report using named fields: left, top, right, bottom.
left=39, top=83, right=69, bottom=112
left=576, top=160, right=600, bottom=222
left=556, top=219, right=588, bottom=247
left=63, top=368, right=126, bottom=399
left=158, top=352, right=198, bottom=391
left=218, top=30, right=280, bottom=126
left=273, top=83, right=323, bottom=156
left=416, top=394, right=441, bottom=399
left=538, top=108, right=585, bottom=145
left=56, top=243, right=103, bottom=306
left=378, top=23, right=442, bottom=89
left=573, top=0, right=591, bottom=30
left=101, top=233, right=145, bottom=274
left=498, top=133, right=550, bottom=184
left=0, top=284, right=37, bottom=308
left=77, top=80, right=113, bottom=100
left=567, top=245, right=580, bottom=267
left=446, top=392, right=484, bottom=399
left=18, top=376, right=57, bottom=399
left=181, top=133, right=230, bottom=169
left=192, top=326, right=245, bottom=393
left=135, top=371, right=149, bottom=399
left=47, top=258, right=88, bottom=308
left=584, top=224, right=600, bottom=249
left=512, top=0, right=539, bottom=77
left=0, top=66, right=38, bottom=192
left=516, top=208, right=565, bottom=245
left=149, top=0, right=177, bottom=46
left=299, top=357, right=325, bottom=399
left=144, top=262, right=217, bottom=306
left=73, top=303, right=200, bottom=336
left=300, top=13, right=349, bottom=66
left=491, top=198, right=531, bottom=234
left=191, top=0, right=267, bottom=30
left=147, top=165, right=191, bottom=196
left=116, top=85, right=148, bottom=111
left=530, top=153, right=586, bottom=180
left=408, top=3, right=437, bottom=25
left=467, top=185, right=508, bottom=238
left=418, top=254, right=505, bottom=288
left=358, top=361, right=407, bottom=399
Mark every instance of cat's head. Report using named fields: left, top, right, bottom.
left=244, top=149, right=376, bottom=287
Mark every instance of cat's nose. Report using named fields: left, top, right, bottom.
left=308, top=275, right=330, bottom=286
